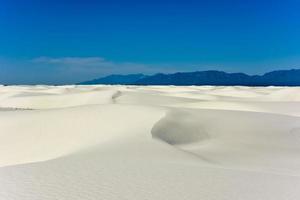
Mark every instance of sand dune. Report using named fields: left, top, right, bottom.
left=1, top=85, right=300, bottom=199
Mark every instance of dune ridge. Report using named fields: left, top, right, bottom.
left=1, top=85, right=300, bottom=199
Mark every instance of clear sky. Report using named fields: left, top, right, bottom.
left=0, top=0, right=300, bottom=84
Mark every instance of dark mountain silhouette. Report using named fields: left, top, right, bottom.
left=80, top=74, right=147, bottom=85
left=79, top=69, right=300, bottom=86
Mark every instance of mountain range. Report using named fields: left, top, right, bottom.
left=79, top=69, right=300, bottom=86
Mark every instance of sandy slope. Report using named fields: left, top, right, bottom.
left=1, top=85, right=300, bottom=200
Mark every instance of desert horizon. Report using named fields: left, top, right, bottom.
left=1, top=0, right=300, bottom=199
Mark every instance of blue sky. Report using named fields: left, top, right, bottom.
left=0, top=0, right=300, bottom=84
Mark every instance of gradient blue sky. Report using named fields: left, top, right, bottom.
left=0, top=0, right=300, bottom=84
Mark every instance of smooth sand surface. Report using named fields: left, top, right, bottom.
left=1, top=85, right=300, bottom=199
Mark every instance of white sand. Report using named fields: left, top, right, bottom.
left=1, top=85, right=300, bottom=200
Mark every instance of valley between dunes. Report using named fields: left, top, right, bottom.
left=1, top=85, right=300, bottom=200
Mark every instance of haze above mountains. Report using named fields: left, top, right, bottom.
left=80, top=69, right=300, bottom=86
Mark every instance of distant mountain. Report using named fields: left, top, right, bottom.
left=257, top=69, right=300, bottom=86
left=79, top=69, right=300, bottom=86
left=134, top=71, right=254, bottom=86
left=80, top=74, right=147, bottom=85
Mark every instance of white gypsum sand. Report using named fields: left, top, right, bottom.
left=1, top=85, right=300, bottom=200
